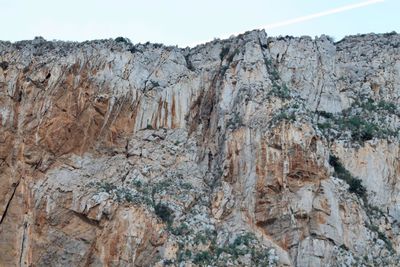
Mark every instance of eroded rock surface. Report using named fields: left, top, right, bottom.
left=0, top=31, right=399, bottom=266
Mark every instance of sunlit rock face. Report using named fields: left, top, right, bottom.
left=0, top=31, right=399, bottom=266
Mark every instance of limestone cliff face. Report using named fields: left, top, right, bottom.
left=0, top=31, right=399, bottom=266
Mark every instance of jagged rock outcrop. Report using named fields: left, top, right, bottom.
left=0, top=31, right=399, bottom=266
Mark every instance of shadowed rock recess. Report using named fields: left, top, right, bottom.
left=0, top=30, right=399, bottom=266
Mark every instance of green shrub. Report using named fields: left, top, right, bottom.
left=317, top=110, right=334, bottom=119
left=177, top=249, right=192, bottom=263
left=329, top=155, right=366, bottom=198
left=227, top=112, right=242, bottom=129
left=220, top=46, right=230, bottom=60
left=194, top=232, right=209, bottom=245
left=270, top=69, right=280, bottom=81
left=378, top=100, right=396, bottom=113
left=163, top=259, right=173, bottom=266
left=356, top=121, right=378, bottom=141
left=98, top=182, right=117, bottom=193
left=128, top=46, right=138, bottom=53
left=366, top=223, right=394, bottom=252
left=175, top=231, right=276, bottom=266
left=316, top=97, right=397, bottom=143
left=170, top=223, right=190, bottom=236
left=377, top=230, right=394, bottom=252
left=347, top=177, right=367, bottom=197
left=124, top=192, right=134, bottom=202
left=154, top=203, right=174, bottom=225
left=180, top=182, right=193, bottom=190
left=193, top=251, right=213, bottom=265
left=131, top=180, right=143, bottom=188
left=359, top=98, right=376, bottom=111
left=318, top=122, right=331, bottom=130
left=174, top=140, right=181, bottom=146
left=273, top=111, right=296, bottom=123
left=252, top=249, right=273, bottom=266
left=337, top=116, right=379, bottom=142
left=345, top=116, right=363, bottom=129
left=271, top=82, right=290, bottom=99
left=115, top=37, right=131, bottom=44
left=232, top=232, right=256, bottom=247
left=264, top=58, right=272, bottom=68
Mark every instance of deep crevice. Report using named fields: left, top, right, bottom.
left=0, top=180, right=20, bottom=224
left=19, top=222, right=28, bottom=266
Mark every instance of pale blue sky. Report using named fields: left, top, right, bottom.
left=1, top=0, right=399, bottom=47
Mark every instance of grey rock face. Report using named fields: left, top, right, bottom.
left=0, top=30, right=399, bottom=266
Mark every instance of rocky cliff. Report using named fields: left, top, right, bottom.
left=0, top=30, right=399, bottom=266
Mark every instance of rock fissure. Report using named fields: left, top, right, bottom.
left=0, top=180, right=20, bottom=224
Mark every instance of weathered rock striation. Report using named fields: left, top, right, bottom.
left=0, top=31, right=399, bottom=266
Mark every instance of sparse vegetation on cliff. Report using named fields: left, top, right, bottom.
left=329, top=155, right=366, bottom=198
left=175, top=231, right=277, bottom=266
left=317, top=103, right=397, bottom=144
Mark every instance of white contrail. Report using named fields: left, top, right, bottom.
left=263, top=0, right=384, bottom=30
left=186, top=0, right=384, bottom=47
